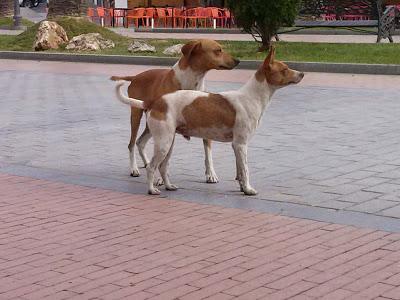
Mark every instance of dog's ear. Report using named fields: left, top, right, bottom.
left=181, top=40, right=201, bottom=57
left=263, top=45, right=276, bottom=68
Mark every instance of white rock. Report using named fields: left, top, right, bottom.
left=33, top=21, right=68, bottom=51
left=66, top=33, right=115, bottom=51
left=128, top=40, right=156, bottom=53
left=163, top=44, right=184, bottom=56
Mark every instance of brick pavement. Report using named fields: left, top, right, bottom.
left=1, top=60, right=400, bottom=223
left=1, top=173, right=400, bottom=300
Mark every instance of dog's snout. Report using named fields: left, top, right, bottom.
left=299, top=72, right=305, bottom=78
left=234, top=58, right=241, bottom=66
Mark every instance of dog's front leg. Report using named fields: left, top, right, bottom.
left=232, top=142, right=257, bottom=196
left=203, top=139, right=219, bottom=183
left=234, top=154, right=244, bottom=192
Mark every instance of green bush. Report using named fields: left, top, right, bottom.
left=227, top=0, right=301, bottom=51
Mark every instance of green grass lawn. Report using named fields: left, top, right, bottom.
left=0, top=17, right=34, bottom=28
left=0, top=17, right=399, bottom=65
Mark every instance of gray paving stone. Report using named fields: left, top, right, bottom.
left=381, top=206, right=400, bottom=218
left=341, top=170, right=376, bottom=180
left=365, top=164, right=400, bottom=173
left=315, top=177, right=355, bottom=187
left=336, top=191, right=382, bottom=204
left=349, top=199, right=398, bottom=214
left=376, top=169, right=400, bottom=180
left=1, top=68, right=400, bottom=220
left=323, top=184, right=368, bottom=195
left=352, top=176, right=391, bottom=187
left=363, top=183, right=400, bottom=194
left=318, top=200, right=355, bottom=210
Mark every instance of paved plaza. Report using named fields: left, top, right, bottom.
left=1, top=60, right=400, bottom=224
left=1, top=59, right=400, bottom=299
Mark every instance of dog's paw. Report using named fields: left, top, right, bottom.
left=243, top=186, right=258, bottom=196
left=142, top=159, right=150, bottom=169
left=148, top=187, right=161, bottom=195
left=166, top=184, right=178, bottom=191
left=154, top=177, right=164, bottom=186
left=206, top=172, right=219, bottom=184
left=130, top=169, right=140, bottom=177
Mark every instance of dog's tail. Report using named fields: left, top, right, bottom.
left=114, top=80, right=145, bottom=110
left=110, top=75, right=136, bottom=82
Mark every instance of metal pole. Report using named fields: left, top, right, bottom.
left=13, top=0, right=23, bottom=30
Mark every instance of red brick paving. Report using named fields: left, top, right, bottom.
left=1, top=173, right=400, bottom=300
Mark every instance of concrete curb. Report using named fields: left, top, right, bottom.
left=1, top=51, right=400, bottom=75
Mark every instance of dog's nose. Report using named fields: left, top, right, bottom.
left=299, top=72, right=305, bottom=78
left=234, top=58, right=241, bottom=66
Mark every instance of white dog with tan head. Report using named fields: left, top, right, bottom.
left=114, top=46, right=304, bottom=195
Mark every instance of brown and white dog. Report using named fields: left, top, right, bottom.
left=110, top=39, right=239, bottom=183
left=114, top=46, right=304, bottom=195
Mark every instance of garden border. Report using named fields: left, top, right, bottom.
left=1, top=51, right=400, bottom=75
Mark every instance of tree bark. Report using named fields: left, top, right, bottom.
left=0, top=0, right=14, bottom=17
left=47, top=0, right=89, bottom=18
left=258, top=31, right=273, bottom=52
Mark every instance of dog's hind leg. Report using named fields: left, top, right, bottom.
left=146, top=126, right=175, bottom=195
left=159, top=137, right=178, bottom=191
left=203, top=139, right=219, bottom=184
left=137, top=124, right=151, bottom=168
left=128, top=107, right=144, bottom=177
left=136, top=123, right=164, bottom=186
left=137, top=124, right=164, bottom=187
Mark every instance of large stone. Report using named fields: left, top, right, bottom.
left=33, top=21, right=69, bottom=51
left=128, top=40, right=156, bottom=53
left=66, top=33, right=115, bottom=51
left=163, top=44, right=184, bottom=56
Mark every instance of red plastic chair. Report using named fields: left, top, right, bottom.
left=112, top=9, right=125, bottom=27
left=195, top=7, right=211, bottom=28
left=210, top=7, right=225, bottom=28
left=172, top=8, right=184, bottom=28
left=223, top=8, right=234, bottom=27
left=155, top=8, right=171, bottom=27
left=96, top=7, right=112, bottom=26
left=126, top=8, right=152, bottom=28
left=181, top=8, right=201, bottom=28
left=145, top=7, right=156, bottom=27
left=87, top=7, right=97, bottom=22
left=321, top=14, right=336, bottom=21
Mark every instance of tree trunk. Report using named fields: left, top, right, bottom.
left=0, top=0, right=14, bottom=17
left=47, top=0, right=89, bottom=18
left=258, top=31, right=273, bottom=52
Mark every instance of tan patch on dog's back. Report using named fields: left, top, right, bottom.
left=128, top=69, right=181, bottom=109
left=181, top=94, right=236, bottom=130
left=149, top=97, right=168, bottom=121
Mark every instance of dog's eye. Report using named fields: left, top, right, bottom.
left=214, top=49, right=222, bottom=54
